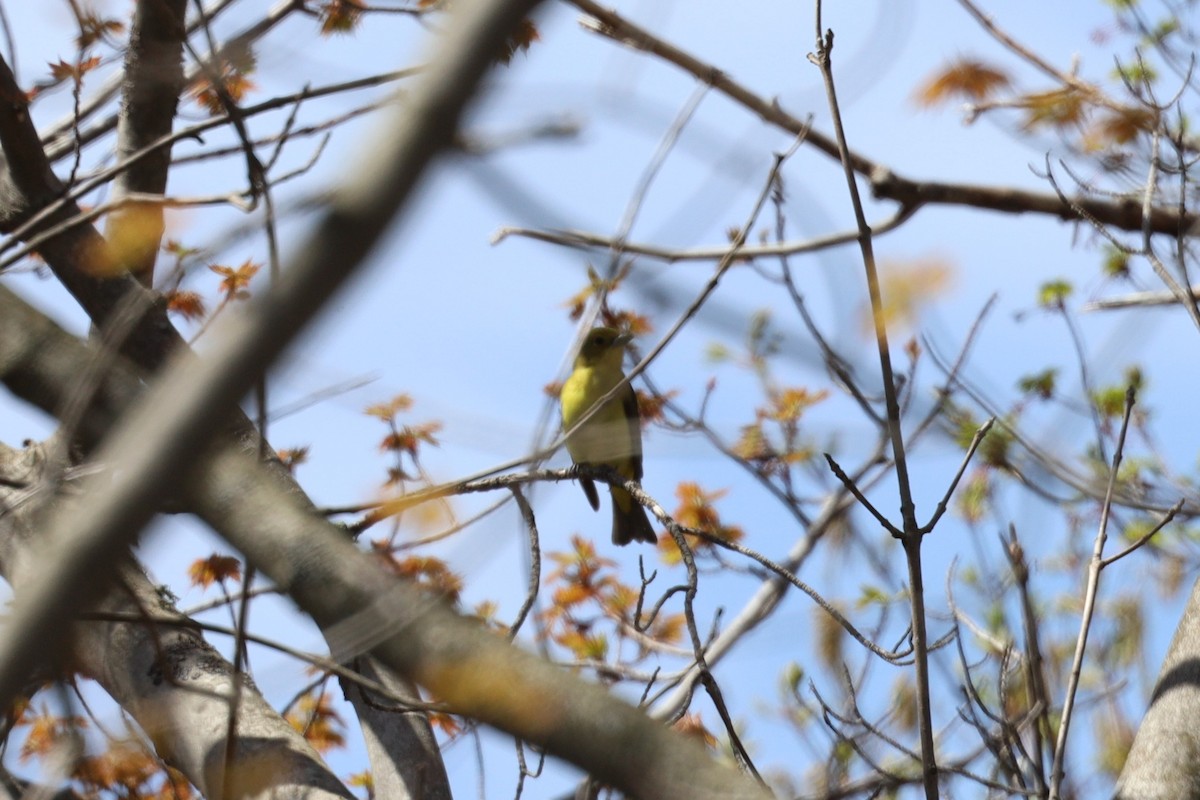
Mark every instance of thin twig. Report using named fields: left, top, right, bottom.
left=1004, top=525, right=1049, bottom=794
left=1101, top=498, right=1183, bottom=568
left=823, top=453, right=901, bottom=537
left=808, top=18, right=938, bottom=798
left=921, top=418, right=994, bottom=533
left=1049, top=386, right=1137, bottom=800
left=491, top=204, right=915, bottom=263
left=664, top=522, right=767, bottom=788
left=507, top=486, right=541, bottom=639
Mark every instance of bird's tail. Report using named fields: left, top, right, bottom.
left=610, top=485, right=657, bottom=546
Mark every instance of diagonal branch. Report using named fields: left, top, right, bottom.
left=106, top=0, right=189, bottom=287
left=42, top=0, right=307, bottom=163
left=0, top=48, right=177, bottom=370
left=568, top=0, right=1199, bottom=237
left=0, top=0, right=769, bottom=794
left=0, top=441, right=354, bottom=800
left=0, top=264, right=768, bottom=800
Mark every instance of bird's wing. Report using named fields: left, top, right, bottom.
left=621, top=383, right=644, bottom=481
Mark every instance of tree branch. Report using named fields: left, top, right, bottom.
left=568, top=0, right=1199, bottom=237
left=106, top=0, right=189, bottom=286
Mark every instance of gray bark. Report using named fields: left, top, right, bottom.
left=0, top=441, right=354, bottom=800
left=1114, top=576, right=1200, bottom=799
left=344, top=658, right=452, bottom=800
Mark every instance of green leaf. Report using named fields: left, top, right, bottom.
left=1038, top=280, right=1073, bottom=308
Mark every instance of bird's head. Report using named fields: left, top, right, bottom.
left=576, top=326, right=633, bottom=367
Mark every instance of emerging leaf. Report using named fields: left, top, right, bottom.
left=863, top=258, right=954, bottom=333
left=428, top=712, right=464, bottom=738
left=497, top=19, right=540, bottom=64
left=380, top=422, right=443, bottom=456
left=559, top=629, right=609, bottom=660
left=955, top=470, right=991, bottom=524
left=1037, top=279, right=1073, bottom=308
left=190, top=54, right=258, bottom=114
left=1094, top=712, right=1135, bottom=778
left=672, top=713, right=718, bottom=749
left=634, top=388, right=676, bottom=426
left=21, top=708, right=87, bottom=763
left=1111, top=60, right=1157, bottom=86
left=378, top=552, right=464, bottom=602
left=75, top=10, right=125, bottom=49
left=365, top=393, right=414, bottom=421
left=1020, top=88, right=1089, bottom=132
left=662, top=482, right=744, bottom=564
left=1102, top=246, right=1131, bottom=278
left=765, top=387, right=829, bottom=423
left=813, top=603, right=846, bottom=673
left=318, top=0, right=367, bottom=35
left=48, top=56, right=101, bottom=84
left=733, top=423, right=774, bottom=462
left=915, top=59, right=1012, bottom=106
left=347, top=771, right=375, bottom=792
left=1092, top=386, right=1128, bottom=418
left=277, top=447, right=310, bottom=473
left=210, top=259, right=261, bottom=300
left=286, top=692, right=346, bottom=753
left=165, top=289, right=207, bottom=321
left=891, top=676, right=918, bottom=732
left=188, top=554, right=243, bottom=588
left=1017, top=368, right=1058, bottom=400
left=1094, top=106, right=1157, bottom=145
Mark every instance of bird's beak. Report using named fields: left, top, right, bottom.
left=614, top=332, right=633, bottom=347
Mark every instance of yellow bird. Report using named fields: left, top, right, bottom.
left=560, top=327, right=657, bottom=545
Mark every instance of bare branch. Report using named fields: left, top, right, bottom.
left=1050, top=386, right=1137, bottom=800
left=105, top=0, right=188, bottom=286
left=570, top=0, right=1198, bottom=237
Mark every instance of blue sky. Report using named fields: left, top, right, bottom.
left=3, top=0, right=1195, bottom=796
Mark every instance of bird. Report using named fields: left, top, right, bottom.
left=560, top=327, right=657, bottom=545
